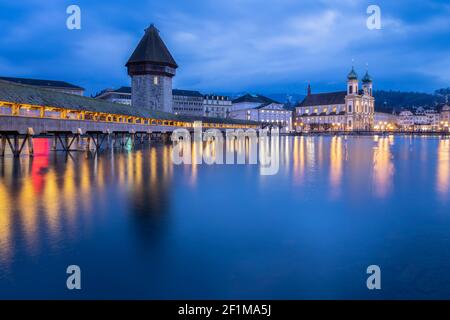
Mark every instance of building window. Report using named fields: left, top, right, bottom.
left=153, top=76, right=159, bottom=85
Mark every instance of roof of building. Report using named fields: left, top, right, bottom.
left=0, top=76, right=84, bottom=90
left=172, top=89, right=203, bottom=97
left=0, top=80, right=258, bottom=126
left=232, top=94, right=280, bottom=104
left=95, top=87, right=203, bottom=98
left=298, top=91, right=347, bottom=107
left=126, top=24, right=178, bottom=68
left=255, top=102, right=290, bottom=110
left=114, top=86, right=132, bottom=94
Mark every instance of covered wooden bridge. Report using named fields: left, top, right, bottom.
left=0, top=80, right=260, bottom=156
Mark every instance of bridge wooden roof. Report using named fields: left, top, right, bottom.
left=0, top=80, right=259, bottom=126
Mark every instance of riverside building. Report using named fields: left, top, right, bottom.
left=95, top=87, right=205, bottom=117
left=230, top=94, right=292, bottom=132
left=203, top=94, right=232, bottom=118
left=398, top=107, right=441, bottom=131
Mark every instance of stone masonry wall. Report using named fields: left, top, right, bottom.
left=131, top=75, right=173, bottom=113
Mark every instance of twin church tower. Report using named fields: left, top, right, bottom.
left=126, top=24, right=178, bottom=113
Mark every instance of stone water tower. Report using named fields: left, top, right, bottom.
left=126, top=24, right=178, bottom=113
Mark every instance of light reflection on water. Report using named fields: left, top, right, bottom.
left=437, top=139, right=450, bottom=198
left=0, top=136, right=450, bottom=299
left=372, top=135, right=395, bottom=198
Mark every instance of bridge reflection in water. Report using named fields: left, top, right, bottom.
left=0, top=140, right=177, bottom=267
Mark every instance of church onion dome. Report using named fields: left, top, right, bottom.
left=362, top=71, right=372, bottom=83
left=347, top=67, right=358, bottom=80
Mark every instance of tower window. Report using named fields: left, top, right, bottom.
left=349, top=85, right=353, bottom=94
left=153, top=76, right=159, bottom=85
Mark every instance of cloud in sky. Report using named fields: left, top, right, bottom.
left=0, top=0, right=449, bottom=95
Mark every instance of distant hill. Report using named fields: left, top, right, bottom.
left=435, top=88, right=450, bottom=96
left=374, top=89, right=448, bottom=113
left=265, top=93, right=305, bottom=105
left=266, top=89, right=449, bottom=113
left=221, top=88, right=450, bottom=113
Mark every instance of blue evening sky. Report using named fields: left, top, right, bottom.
left=0, top=0, right=449, bottom=96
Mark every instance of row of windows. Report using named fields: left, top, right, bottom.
left=349, top=105, right=372, bottom=113
left=204, top=100, right=232, bottom=105
left=260, top=119, right=289, bottom=124
left=206, top=107, right=231, bottom=112
left=298, top=106, right=343, bottom=115
left=174, top=107, right=203, bottom=112
left=174, top=98, right=203, bottom=102
left=260, top=110, right=290, bottom=115
left=299, top=116, right=346, bottom=123
left=298, top=105, right=373, bottom=115
left=204, top=96, right=229, bottom=101
left=260, top=115, right=291, bottom=120
left=174, top=102, right=203, bottom=106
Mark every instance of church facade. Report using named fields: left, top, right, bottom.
left=294, top=67, right=375, bottom=131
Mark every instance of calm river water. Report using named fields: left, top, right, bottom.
left=0, top=135, right=450, bottom=299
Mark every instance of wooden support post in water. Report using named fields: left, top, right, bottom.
left=162, top=132, right=170, bottom=143
left=65, top=135, right=70, bottom=151
left=27, top=128, right=34, bottom=157
left=106, top=130, right=111, bottom=149
left=67, top=135, right=78, bottom=151
left=130, top=131, right=135, bottom=148
left=97, top=134, right=107, bottom=150
left=75, top=134, right=81, bottom=150
left=76, top=128, right=83, bottom=151
left=13, top=135, right=19, bottom=157
left=112, top=133, right=117, bottom=148
left=56, top=134, right=67, bottom=151
left=52, top=134, right=57, bottom=151
left=0, top=135, right=6, bottom=157
left=86, top=135, right=91, bottom=151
